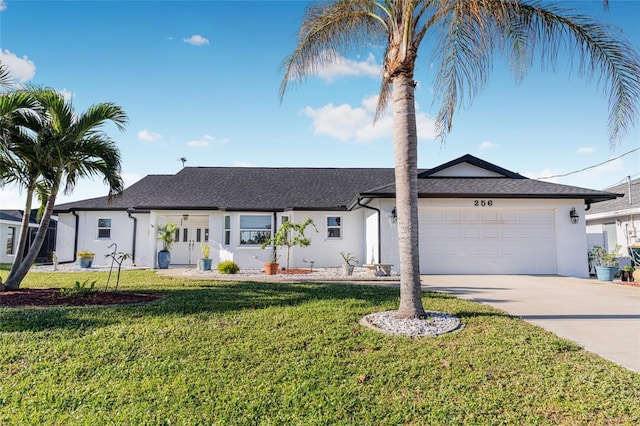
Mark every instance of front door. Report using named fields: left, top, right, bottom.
left=172, top=218, right=209, bottom=265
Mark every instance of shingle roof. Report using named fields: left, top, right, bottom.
left=0, top=210, right=39, bottom=224
left=586, top=178, right=640, bottom=215
left=361, top=177, right=620, bottom=203
left=53, top=168, right=399, bottom=212
left=53, top=156, right=621, bottom=212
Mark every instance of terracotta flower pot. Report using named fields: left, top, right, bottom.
left=264, top=263, right=279, bottom=275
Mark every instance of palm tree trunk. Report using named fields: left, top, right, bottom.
left=4, top=193, right=56, bottom=290
left=392, top=74, right=426, bottom=319
left=7, top=187, right=34, bottom=280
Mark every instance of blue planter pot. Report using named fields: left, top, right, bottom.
left=595, top=266, right=618, bottom=282
left=200, top=258, right=212, bottom=271
left=158, top=250, right=171, bottom=269
left=77, top=257, right=93, bottom=268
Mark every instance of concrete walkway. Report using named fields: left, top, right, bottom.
left=423, top=275, right=640, bottom=373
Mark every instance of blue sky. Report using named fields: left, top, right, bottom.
left=1, top=0, right=639, bottom=209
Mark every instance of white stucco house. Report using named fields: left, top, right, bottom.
left=586, top=177, right=639, bottom=269
left=53, top=154, right=621, bottom=278
left=0, top=210, right=57, bottom=264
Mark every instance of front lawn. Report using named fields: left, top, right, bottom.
left=1, top=270, right=638, bottom=425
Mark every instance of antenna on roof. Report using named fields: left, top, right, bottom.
left=179, top=157, right=187, bottom=168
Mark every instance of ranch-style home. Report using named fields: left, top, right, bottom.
left=53, top=154, right=621, bottom=278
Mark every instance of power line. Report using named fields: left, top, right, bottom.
left=536, top=147, right=640, bottom=180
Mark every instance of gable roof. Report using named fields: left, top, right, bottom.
left=585, top=178, right=639, bottom=215
left=418, top=154, right=524, bottom=179
left=53, top=155, right=622, bottom=213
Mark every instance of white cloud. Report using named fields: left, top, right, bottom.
left=301, top=95, right=436, bottom=143
left=232, top=161, right=256, bottom=167
left=183, top=35, right=209, bottom=46
left=315, top=50, right=381, bottom=82
left=0, top=1, right=6, bottom=12
left=479, top=141, right=497, bottom=150
left=137, top=129, right=163, bottom=142
left=577, top=147, right=596, bottom=154
left=59, top=89, right=74, bottom=102
left=0, top=49, right=36, bottom=82
left=186, top=134, right=228, bottom=148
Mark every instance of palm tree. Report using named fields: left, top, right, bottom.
left=3, top=87, right=128, bottom=290
left=0, top=82, right=43, bottom=282
left=281, top=0, right=640, bottom=318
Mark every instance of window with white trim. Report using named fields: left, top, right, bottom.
left=224, top=215, right=231, bottom=245
left=97, top=218, right=111, bottom=239
left=239, top=215, right=271, bottom=245
left=6, top=226, right=15, bottom=255
left=327, top=216, right=342, bottom=239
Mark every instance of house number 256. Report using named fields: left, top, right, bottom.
left=474, top=200, right=493, bottom=207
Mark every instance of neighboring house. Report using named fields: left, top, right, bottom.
left=586, top=177, right=640, bottom=269
left=53, top=154, right=620, bottom=278
left=0, top=210, right=57, bottom=264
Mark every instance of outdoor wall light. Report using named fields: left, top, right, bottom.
left=183, top=214, right=189, bottom=221
left=391, top=207, right=397, bottom=223
left=569, top=207, right=579, bottom=224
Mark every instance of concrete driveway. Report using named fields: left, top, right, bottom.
left=423, top=275, right=640, bottom=373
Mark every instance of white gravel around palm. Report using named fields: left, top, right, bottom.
left=361, top=310, right=462, bottom=337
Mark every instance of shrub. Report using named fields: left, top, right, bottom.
left=60, top=279, right=98, bottom=297
left=217, top=261, right=239, bottom=274
left=77, top=250, right=95, bottom=258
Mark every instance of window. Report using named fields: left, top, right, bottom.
left=183, top=228, right=188, bottom=242
left=196, top=228, right=202, bottom=243
left=239, top=215, right=271, bottom=245
left=6, top=226, right=15, bottom=255
left=97, top=218, right=111, bottom=239
left=327, top=216, right=342, bottom=238
left=281, top=216, right=289, bottom=225
left=204, top=228, right=209, bottom=242
left=224, top=216, right=231, bottom=245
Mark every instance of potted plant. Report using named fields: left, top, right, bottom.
left=200, top=243, right=212, bottom=271
left=340, top=251, right=358, bottom=276
left=589, top=245, right=620, bottom=282
left=264, top=250, right=280, bottom=275
left=261, top=218, right=317, bottom=272
left=77, top=250, right=95, bottom=268
left=156, top=222, right=178, bottom=269
left=621, top=265, right=634, bottom=282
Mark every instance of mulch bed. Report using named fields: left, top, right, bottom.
left=0, top=288, right=162, bottom=307
left=613, top=280, right=640, bottom=288
left=277, top=268, right=313, bottom=275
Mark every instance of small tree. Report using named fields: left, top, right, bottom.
left=157, top=223, right=178, bottom=251
left=261, top=218, right=317, bottom=270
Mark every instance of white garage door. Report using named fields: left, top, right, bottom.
left=419, top=209, right=557, bottom=274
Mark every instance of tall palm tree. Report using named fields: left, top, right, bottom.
left=3, top=88, right=128, bottom=290
left=281, top=0, right=640, bottom=318
left=0, top=81, right=42, bottom=282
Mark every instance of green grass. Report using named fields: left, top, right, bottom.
left=1, top=270, right=639, bottom=425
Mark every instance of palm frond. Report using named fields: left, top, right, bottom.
left=496, top=1, right=640, bottom=146
left=280, top=0, right=386, bottom=100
